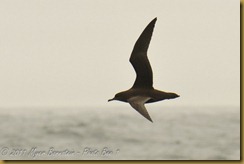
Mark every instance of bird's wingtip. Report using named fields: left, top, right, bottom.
left=150, top=17, right=157, bottom=24
left=147, top=116, right=153, bottom=123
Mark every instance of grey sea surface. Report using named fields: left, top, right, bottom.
left=0, top=106, right=240, bottom=160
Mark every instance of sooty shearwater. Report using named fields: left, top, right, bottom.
left=108, top=18, right=179, bottom=122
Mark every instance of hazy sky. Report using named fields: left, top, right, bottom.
left=0, top=0, right=240, bottom=108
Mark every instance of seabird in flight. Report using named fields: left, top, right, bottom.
left=108, top=18, right=179, bottom=122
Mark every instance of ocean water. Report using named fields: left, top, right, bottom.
left=0, top=106, right=240, bottom=160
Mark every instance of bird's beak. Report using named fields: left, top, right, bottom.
left=108, top=98, right=114, bottom=102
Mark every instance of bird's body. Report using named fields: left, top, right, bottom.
left=113, top=88, right=178, bottom=104
left=108, top=17, right=179, bottom=122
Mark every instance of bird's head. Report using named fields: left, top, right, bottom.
left=108, top=92, right=126, bottom=102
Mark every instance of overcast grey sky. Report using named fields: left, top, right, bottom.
left=0, top=0, right=240, bottom=108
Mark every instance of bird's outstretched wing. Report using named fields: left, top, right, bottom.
left=128, top=96, right=153, bottom=122
left=129, top=18, right=157, bottom=89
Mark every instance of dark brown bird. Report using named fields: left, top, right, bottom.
left=108, top=18, right=179, bottom=122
